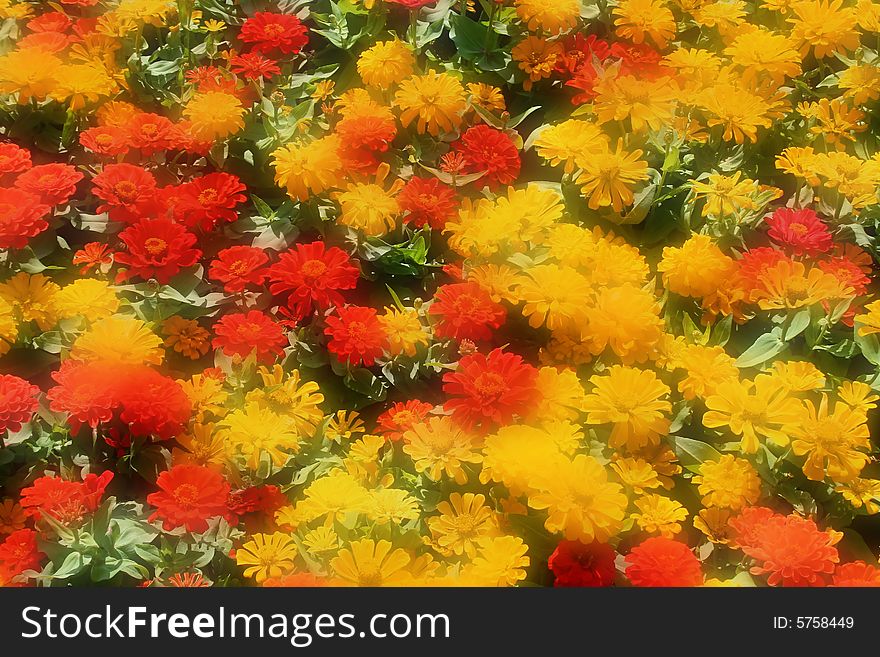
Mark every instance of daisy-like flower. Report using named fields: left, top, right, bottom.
left=402, top=416, right=482, bottom=484
left=212, top=311, right=287, bottom=363
left=427, top=492, right=499, bottom=558
left=625, top=537, right=703, bottom=586
left=692, top=455, right=761, bottom=510
left=429, top=282, right=506, bottom=342
left=577, top=140, right=649, bottom=213
left=324, top=305, right=389, bottom=367
left=236, top=532, right=298, bottom=584
left=357, top=39, right=414, bottom=89
left=147, top=464, right=230, bottom=533
left=330, top=539, right=412, bottom=587
left=394, top=71, right=466, bottom=136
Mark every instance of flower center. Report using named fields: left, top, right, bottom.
left=228, top=259, right=249, bottom=275
left=789, top=222, right=808, bottom=235
left=473, top=372, right=506, bottom=397
left=114, top=180, right=139, bottom=202
left=301, top=259, right=327, bottom=278
left=144, top=237, right=168, bottom=256
left=450, top=513, right=477, bottom=537
left=140, top=123, right=158, bottom=137
left=198, top=188, right=219, bottom=205
left=263, top=23, right=285, bottom=38
left=172, top=483, right=200, bottom=508
left=358, top=568, right=383, bottom=587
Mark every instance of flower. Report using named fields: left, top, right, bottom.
left=0, top=188, right=50, bottom=249
left=0, top=142, right=31, bottom=174
left=614, top=0, right=676, bottom=48
left=331, top=539, right=412, bottom=587
left=577, top=140, right=649, bottom=213
left=765, top=207, right=833, bottom=256
left=378, top=307, right=428, bottom=357
left=699, top=84, right=772, bottom=144
left=147, top=465, right=231, bottom=533
left=229, top=52, right=280, bottom=80
left=357, top=40, right=414, bottom=89
left=583, top=284, right=664, bottom=364
left=752, top=259, right=852, bottom=310
left=91, top=163, right=159, bottom=223
left=690, top=171, right=757, bottom=217
left=324, top=305, right=388, bottom=367
left=402, top=416, right=482, bottom=484
left=787, top=0, right=860, bottom=59
left=236, top=532, right=298, bottom=584
left=162, top=316, right=211, bottom=359
left=239, top=12, right=308, bottom=55
left=208, top=245, right=269, bottom=293
left=625, top=537, right=703, bottom=586
left=856, top=300, right=880, bottom=336
left=171, top=172, right=247, bottom=231
left=658, top=234, right=736, bottom=298
left=516, top=264, right=592, bottom=332
left=183, top=92, right=245, bottom=141
left=632, top=494, right=688, bottom=537
left=427, top=492, right=498, bottom=558
left=442, top=348, right=538, bottom=429
left=515, top=0, right=580, bottom=33
left=593, top=75, right=677, bottom=133
left=512, top=37, right=563, bottom=91
left=582, top=366, right=671, bottom=451
left=14, top=163, right=83, bottom=206
left=334, top=163, right=403, bottom=236
left=70, top=316, right=164, bottom=366
left=534, top=119, right=608, bottom=174
left=395, top=72, right=466, bottom=136
left=272, top=135, right=344, bottom=201
left=452, top=125, right=521, bottom=188
left=693, top=456, right=761, bottom=510
left=429, top=282, right=506, bottom=342
left=294, top=470, right=370, bottom=524
left=0, top=529, right=43, bottom=582
left=54, top=279, right=119, bottom=322
left=0, top=49, right=60, bottom=104
left=397, top=176, right=457, bottom=229
left=548, top=540, right=617, bottom=587
left=19, top=472, right=113, bottom=525
left=115, top=218, right=201, bottom=284
left=376, top=400, right=434, bottom=442
left=0, top=374, right=39, bottom=435
left=212, top=311, right=287, bottom=363
left=832, top=561, right=880, bottom=586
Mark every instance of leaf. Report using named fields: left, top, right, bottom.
left=52, top=551, right=91, bottom=579
left=671, top=436, right=723, bottom=469
left=449, top=14, right=489, bottom=60
left=855, top=325, right=880, bottom=366
left=735, top=331, right=787, bottom=368
left=781, top=308, right=811, bottom=341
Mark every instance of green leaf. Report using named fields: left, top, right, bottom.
left=735, top=331, right=786, bottom=368
left=671, top=436, right=723, bottom=470
left=449, top=14, right=489, bottom=60
left=855, top=323, right=880, bottom=365
left=781, top=308, right=811, bottom=341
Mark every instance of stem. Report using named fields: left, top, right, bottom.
left=483, top=2, right=497, bottom=54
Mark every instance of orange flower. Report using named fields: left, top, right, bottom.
left=147, top=464, right=231, bottom=533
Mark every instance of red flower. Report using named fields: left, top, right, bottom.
left=832, top=561, right=880, bottom=586
left=819, top=254, right=872, bottom=295
left=239, top=12, right=309, bottom=55
left=625, top=537, right=703, bottom=586
left=736, top=247, right=791, bottom=292
left=612, top=43, right=666, bottom=78
left=126, top=112, right=177, bottom=155
left=19, top=472, right=113, bottom=524
left=765, top=207, right=833, bottom=256
left=398, top=177, right=457, bottom=230
left=324, top=305, right=389, bottom=367
left=72, top=241, right=113, bottom=275
left=171, top=172, right=247, bottom=231
left=27, top=11, right=72, bottom=33
left=209, top=245, right=269, bottom=293
left=730, top=510, right=840, bottom=587
left=47, top=360, right=117, bottom=433
left=727, top=505, right=776, bottom=550
left=376, top=400, right=434, bottom=441
left=566, top=64, right=601, bottom=105
left=0, top=529, right=44, bottom=582
left=429, top=282, right=506, bottom=342
left=548, top=540, right=617, bottom=587
left=0, top=188, right=50, bottom=249
left=0, top=374, right=40, bottom=434
left=555, top=33, right=610, bottom=77
left=212, top=310, right=287, bottom=363
left=91, top=163, right=160, bottom=223
left=268, top=241, right=360, bottom=321
left=452, top=124, right=521, bottom=189
left=14, top=163, right=83, bottom=206
left=230, top=52, right=281, bottom=80
left=80, top=126, right=130, bottom=157
left=0, top=142, right=31, bottom=175
left=442, top=348, right=538, bottom=429
left=335, top=113, right=397, bottom=173
left=227, top=485, right=287, bottom=517
left=116, top=367, right=192, bottom=440
left=147, top=464, right=231, bottom=533
left=115, top=218, right=202, bottom=284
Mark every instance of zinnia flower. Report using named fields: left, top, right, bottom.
left=14, top=163, right=83, bottom=206
left=395, top=72, right=466, bottom=136
left=548, top=540, right=617, bottom=587
left=625, top=537, right=703, bottom=586
left=0, top=188, right=50, bottom=249
left=765, top=207, right=833, bottom=256
left=429, top=282, right=506, bottom=342
left=212, top=311, right=288, bottom=363
left=236, top=532, right=298, bottom=584
left=115, top=218, right=202, bottom=284
left=183, top=91, right=246, bottom=142
left=239, top=12, right=308, bottom=55
left=209, top=245, right=269, bottom=293
left=0, top=374, right=40, bottom=434
left=170, top=172, right=247, bottom=231
left=397, top=176, right=457, bottom=229
left=91, top=163, right=160, bottom=223
left=452, top=125, right=521, bottom=188
left=324, top=305, right=389, bottom=367
left=147, top=464, right=231, bottom=533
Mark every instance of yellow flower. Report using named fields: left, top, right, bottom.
left=467, top=83, right=506, bottom=113
left=0, top=297, right=17, bottom=356
left=633, top=494, right=688, bottom=537
left=693, top=455, right=761, bottom=510
left=325, top=410, right=365, bottom=443
left=692, top=0, right=748, bottom=31
left=768, top=360, right=826, bottom=392
left=614, top=0, right=677, bottom=48
left=201, top=19, right=225, bottom=32
left=516, top=264, right=591, bottom=332
left=357, top=40, right=414, bottom=89
left=787, top=395, right=871, bottom=482
left=582, top=365, right=671, bottom=451
left=220, top=402, right=301, bottom=471
left=512, top=37, right=563, bottom=91
left=178, top=373, right=228, bottom=420
left=295, top=470, right=371, bottom=525
left=246, top=366, right=325, bottom=437
left=402, top=416, right=482, bottom=484
left=699, top=83, right=772, bottom=143
left=593, top=75, right=677, bottom=133
left=395, top=72, right=466, bottom=136
left=0, top=499, right=26, bottom=535
left=50, top=63, right=116, bottom=111
left=427, top=492, right=499, bottom=558
left=807, top=98, right=865, bottom=146
left=302, top=526, right=339, bottom=553
left=855, top=299, right=880, bottom=336
left=583, top=284, right=664, bottom=364
left=724, top=28, right=801, bottom=84
left=54, top=279, right=119, bottom=323
left=480, top=424, right=577, bottom=496
left=690, top=171, right=757, bottom=217
left=528, top=454, right=628, bottom=542
left=311, top=80, right=335, bottom=101
left=334, top=163, right=404, bottom=236
left=534, top=119, right=608, bottom=174
left=71, top=316, right=163, bottom=365
left=330, top=539, right=412, bottom=586
left=236, top=532, right=298, bottom=584
left=837, top=380, right=879, bottom=413
left=272, top=135, right=344, bottom=201
left=673, top=344, right=740, bottom=400
left=467, top=263, right=523, bottom=304
left=367, top=488, right=419, bottom=525
left=775, top=146, right=819, bottom=184
left=577, top=140, right=650, bottom=213
left=703, top=376, right=803, bottom=452
left=813, top=152, right=880, bottom=206
left=183, top=91, right=246, bottom=141
left=378, top=307, right=428, bottom=357
left=515, top=0, right=580, bottom=34
left=837, top=478, right=880, bottom=514
left=610, top=457, right=663, bottom=493
left=693, top=507, right=734, bottom=544
left=0, top=272, right=59, bottom=331
left=838, top=64, right=880, bottom=105
left=532, top=367, right=586, bottom=422
left=0, top=48, right=60, bottom=103
left=787, top=0, right=861, bottom=59
left=171, top=422, right=228, bottom=469
left=162, top=316, right=210, bottom=360
left=753, top=260, right=852, bottom=310
left=659, top=234, right=736, bottom=298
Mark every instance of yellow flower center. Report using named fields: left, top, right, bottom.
left=114, top=180, right=139, bottom=202
left=198, top=188, right=219, bottom=205
left=301, top=259, right=328, bottom=278
left=172, top=483, right=200, bottom=509
left=144, top=237, right=168, bottom=255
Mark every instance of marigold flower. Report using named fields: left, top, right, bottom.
left=515, top=0, right=580, bottom=34
left=512, top=37, right=563, bottom=91
left=659, top=234, right=736, bottom=298
left=402, top=416, right=482, bottom=484
left=272, top=135, right=343, bottom=201
left=54, top=278, right=119, bottom=322
left=832, top=561, right=880, bottom=586
left=614, top=0, right=676, bottom=48
left=0, top=528, right=44, bottom=583
left=465, top=536, right=530, bottom=587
